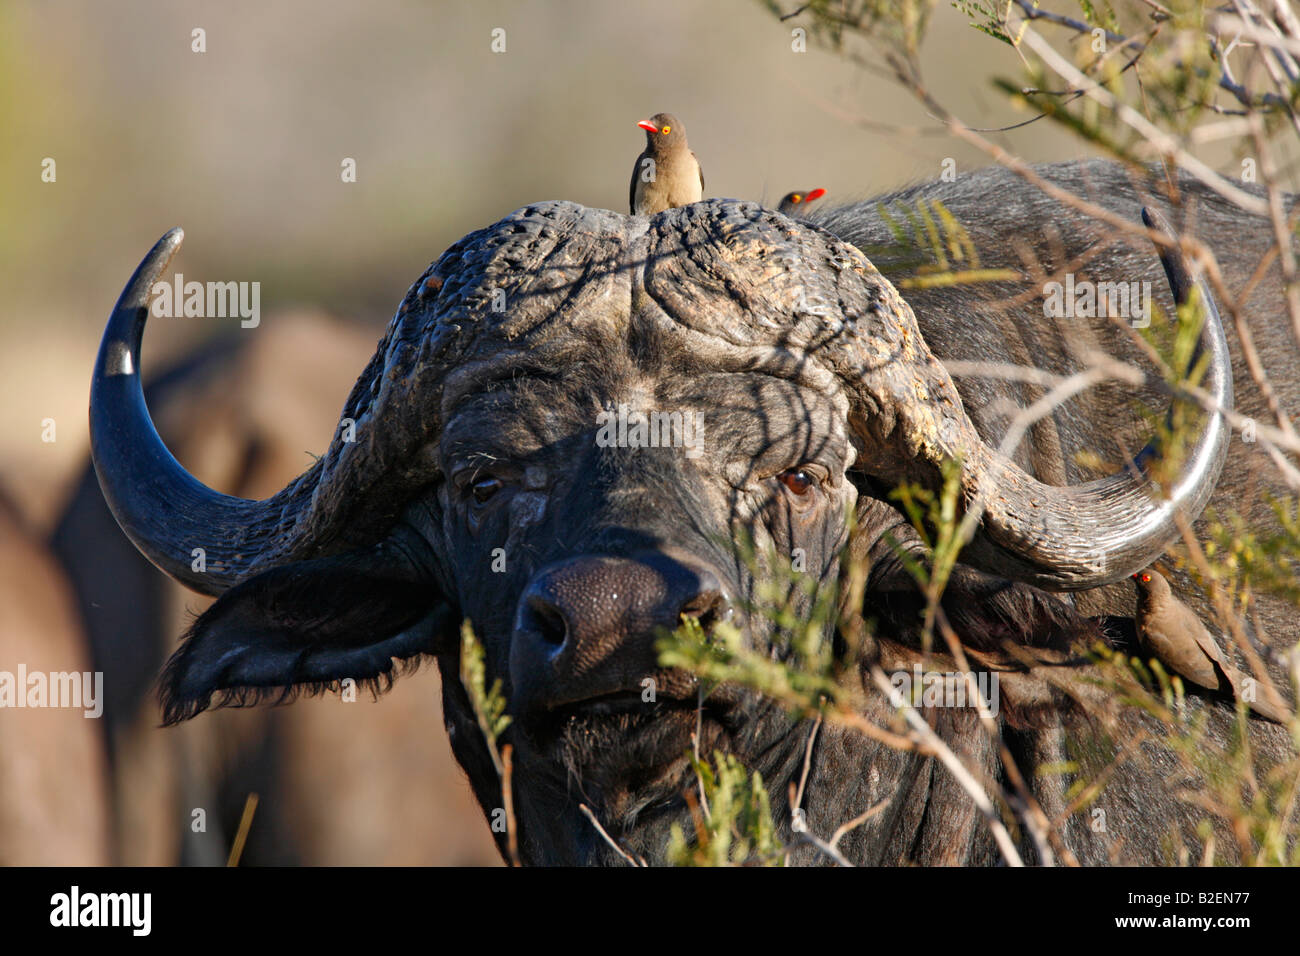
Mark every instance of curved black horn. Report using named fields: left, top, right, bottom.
left=957, top=207, right=1233, bottom=588
left=1138, top=205, right=1234, bottom=480
left=89, top=229, right=312, bottom=595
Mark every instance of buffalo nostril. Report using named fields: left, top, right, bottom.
left=524, top=595, right=569, bottom=648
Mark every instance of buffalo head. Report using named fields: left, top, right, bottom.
left=90, top=198, right=1231, bottom=864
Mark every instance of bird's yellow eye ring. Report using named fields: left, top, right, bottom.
left=792, top=194, right=802, bottom=203
left=661, top=125, right=671, bottom=134
left=1141, top=574, right=1151, bottom=582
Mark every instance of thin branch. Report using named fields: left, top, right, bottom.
left=785, top=711, right=823, bottom=866
left=828, top=797, right=890, bottom=848
left=1217, top=10, right=1300, bottom=65
left=692, top=685, right=712, bottom=823
left=1010, top=0, right=1126, bottom=45
left=1012, top=16, right=1270, bottom=214
left=793, top=710, right=823, bottom=813
left=500, top=744, right=521, bottom=867
left=867, top=664, right=1025, bottom=866
left=579, top=803, right=647, bottom=867
left=792, top=830, right=854, bottom=866
left=1247, top=102, right=1300, bottom=354
left=1233, top=0, right=1300, bottom=140
left=934, top=608, right=1075, bottom=866
left=1013, top=0, right=1290, bottom=112
left=225, top=793, right=259, bottom=868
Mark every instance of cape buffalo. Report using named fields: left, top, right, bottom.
left=90, top=160, right=1298, bottom=865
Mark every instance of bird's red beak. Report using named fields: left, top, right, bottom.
left=637, top=120, right=658, bottom=132
left=805, top=188, right=827, bottom=202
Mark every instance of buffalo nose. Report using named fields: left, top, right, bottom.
left=509, top=554, right=727, bottom=713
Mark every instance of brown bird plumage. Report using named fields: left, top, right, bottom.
left=1133, top=568, right=1291, bottom=723
left=629, top=112, right=704, bottom=216
left=777, top=188, right=826, bottom=216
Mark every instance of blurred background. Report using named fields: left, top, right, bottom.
left=0, top=0, right=1122, bottom=865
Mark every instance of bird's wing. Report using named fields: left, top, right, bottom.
left=695, top=151, right=704, bottom=193
left=1192, top=623, right=1232, bottom=672
left=1192, top=622, right=1258, bottom=703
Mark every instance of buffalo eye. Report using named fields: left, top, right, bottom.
left=471, top=476, right=503, bottom=504
left=777, top=468, right=815, bottom=496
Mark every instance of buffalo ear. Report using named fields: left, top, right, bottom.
left=160, top=539, right=454, bottom=724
